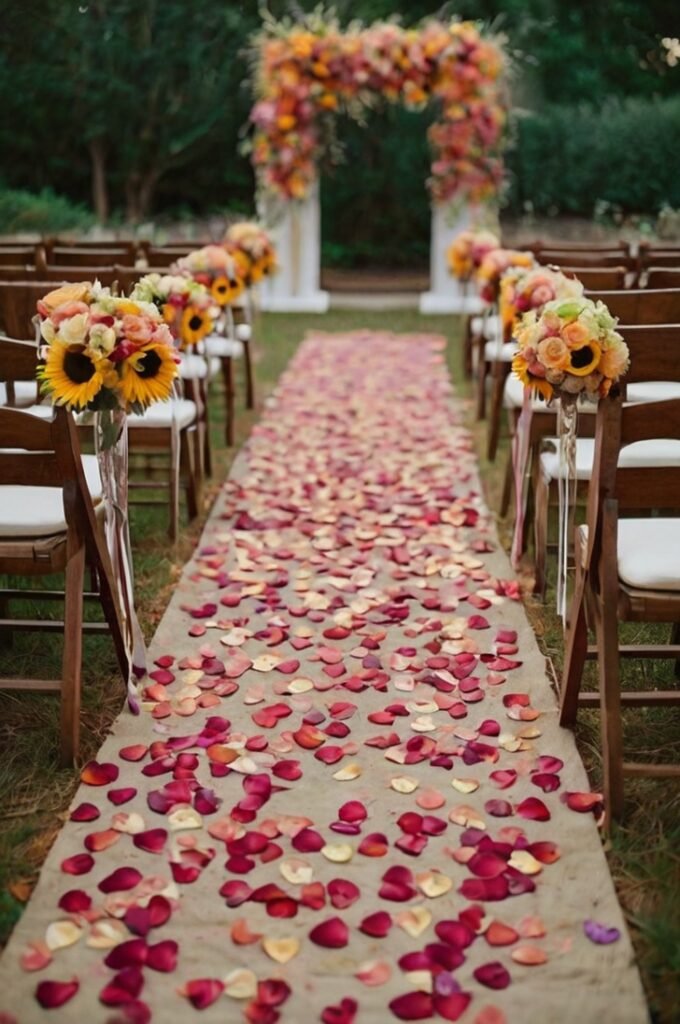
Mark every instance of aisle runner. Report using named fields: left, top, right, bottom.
left=1, top=332, right=647, bottom=1023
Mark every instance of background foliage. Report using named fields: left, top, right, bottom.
left=0, top=0, right=678, bottom=260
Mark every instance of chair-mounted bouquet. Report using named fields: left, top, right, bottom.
left=174, top=245, right=246, bottom=309
left=476, top=248, right=535, bottom=305
left=500, top=267, right=584, bottom=344
left=447, top=228, right=500, bottom=282
left=224, top=221, right=277, bottom=287
left=130, top=273, right=218, bottom=350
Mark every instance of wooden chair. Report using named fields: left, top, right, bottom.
left=0, top=247, right=43, bottom=269
left=531, top=239, right=630, bottom=255
left=530, top=295, right=680, bottom=593
left=560, top=326, right=680, bottom=821
left=48, top=246, right=134, bottom=268
left=42, top=265, right=117, bottom=287
left=46, top=238, right=139, bottom=261
left=0, top=337, right=129, bottom=764
left=141, top=246, right=206, bottom=268
left=560, top=266, right=628, bottom=290
left=645, top=268, right=680, bottom=289
left=639, top=247, right=680, bottom=270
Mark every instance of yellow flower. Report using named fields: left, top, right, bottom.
left=117, top=343, right=178, bottom=407
left=116, top=300, right=142, bottom=316
left=39, top=344, right=105, bottom=409
left=211, top=275, right=244, bottom=306
left=180, top=305, right=212, bottom=347
left=567, top=339, right=601, bottom=376
left=512, top=352, right=553, bottom=401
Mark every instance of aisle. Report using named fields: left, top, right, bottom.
left=0, top=331, right=647, bottom=1023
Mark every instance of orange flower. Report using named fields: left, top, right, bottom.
left=537, top=336, right=571, bottom=372
left=598, top=342, right=629, bottom=380
left=561, top=320, right=590, bottom=347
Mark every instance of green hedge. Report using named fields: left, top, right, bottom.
left=506, top=96, right=680, bottom=217
left=0, top=187, right=94, bottom=234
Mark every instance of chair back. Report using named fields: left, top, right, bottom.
left=0, top=281, right=49, bottom=338
left=0, top=265, right=38, bottom=281
left=43, top=265, right=116, bottom=286
left=143, top=245, right=210, bottom=267
left=645, top=267, right=680, bottom=289
left=532, top=239, right=630, bottom=254
left=640, top=245, right=680, bottom=269
left=49, top=246, right=134, bottom=267
left=539, top=250, right=636, bottom=270
left=0, top=247, right=37, bottom=266
left=585, top=288, right=680, bottom=325
left=619, top=324, right=680, bottom=385
left=0, top=334, right=39, bottom=406
left=114, top=265, right=156, bottom=291
left=562, top=266, right=627, bottom=290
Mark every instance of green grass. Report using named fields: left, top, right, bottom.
left=0, top=309, right=677, bottom=1020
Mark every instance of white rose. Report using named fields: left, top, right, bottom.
left=58, top=312, right=89, bottom=346
left=40, top=319, right=56, bottom=343
left=88, top=322, right=116, bottom=356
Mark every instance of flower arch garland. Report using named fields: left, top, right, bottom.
left=247, top=10, right=508, bottom=207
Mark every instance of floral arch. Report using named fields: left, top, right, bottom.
left=246, top=11, right=508, bottom=312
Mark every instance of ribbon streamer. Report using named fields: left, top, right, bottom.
left=94, top=408, right=146, bottom=712
left=556, top=398, right=578, bottom=623
left=510, top=386, right=534, bottom=568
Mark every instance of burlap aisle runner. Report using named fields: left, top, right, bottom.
left=0, top=331, right=648, bottom=1023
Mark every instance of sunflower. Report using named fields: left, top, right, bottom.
left=210, top=274, right=244, bottom=306
left=39, top=344, right=105, bottom=409
left=180, top=304, right=212, bottom=347
left=117, top=343, right=178, bottom=407
left=512, top=353, right=553, bottom=401
left=567, top=339, right=601, bottom=376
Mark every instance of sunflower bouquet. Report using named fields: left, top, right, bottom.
left=130, top=273, right=217, bottom=350
left=447, top=228, right=500, bottom=281
left=175, top=246, right=245, bottom=308
left=36, top=281, right=179, bottom=416
left=512, top=297, right=630, bottom=402
left=224, top=222, right=277, bottom=286
left=499, top=267, right=583, bottom=342
left=476, top=248, right=535, bottom=304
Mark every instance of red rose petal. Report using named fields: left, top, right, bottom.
left=57, top=889, right=91, bottom=913
left=35, top=978, right=79, bottom=1009
left=516, top=797, right=551, bottom=821
left=105, top=939, right=148, bottom=969
left=474, top=962, right=511, bottom=990
left=70, top=802, right=100, bottom=822
left=60, top=853, right=94, bottom=876
left=309, top=917, right=349, bottom=948
left=389, top=991, right=434, bottom=1020
left=146, top=940, right=179, bottom=973
left=133, top=828, right=168, bottom=854
left=328, top=879, right=360, bottom=909
left=359, top=911, right=392, bottom=938
left=98, top=867, right=143, bottom=893
left=80, top=761, right=119, bottom=786
left=433, top=993, right=472, bottom=1021
left=182, top=979, right=224, bottom=1009
left=108, top=787, right=138, bottom=805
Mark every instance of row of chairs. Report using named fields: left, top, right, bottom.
left=0, top=240, right=213, bottom=271
left=0, top=278, right=255, bottom=539
left=462, top=244, right=680, bottom=819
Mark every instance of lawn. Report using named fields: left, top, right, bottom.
left=0, top=308, right=677, bottom=1021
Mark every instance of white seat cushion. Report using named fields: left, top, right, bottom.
left=483, top=340, right=516, bottom=362
left=179, top=354, right=221, bottom=380
left=471, top=313, right=500, bottom=340
left=204, top=335, right=244, bottom=359
left=8, top=403, right=55, bottom=420
left=235, top=323, right=251, bottom=342
left=627, top=381, right=680, bottom=404
left=0, top=382, right=39, bottom=408
left=541, top=438, right=680, bottom=483
left=0, top=455, right=102, bottom=538
left=127, top=398, right=197, bottom=430
left=617, top=519, right=680, bottom=591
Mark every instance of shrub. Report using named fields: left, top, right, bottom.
left=0, top=187, right=94, bottom=234
left=506, top=96, right=680, bottom=217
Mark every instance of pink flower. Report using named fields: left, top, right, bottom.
left=122, top=314, right=154, bottom=346
left=51, top=301, right=90, bottom=326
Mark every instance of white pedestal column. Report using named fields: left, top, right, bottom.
left=259, top=183, right=330, bottom=313
left=419, top=203, right=485, bottom=315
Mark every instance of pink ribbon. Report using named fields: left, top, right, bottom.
left=510, top=385, right=533, bottom=568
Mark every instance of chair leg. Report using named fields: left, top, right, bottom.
left=499, top=448, right=513, bottom=519
left=168, top=435, right=180, bottom=542
left=181, top=428, right=199, bottom=522
left=559, top=566, right=588, bottom=726
left=596, top=595, right=625, bottom=823
left=221, top=357, right=235, bottom=446
left=475, top=353, right=488, bottom=421
left=672, top=622, right=680, bottom=679
left=462, top=317, right=473, bottom=378
left=0, top=594, right=12, bottom=650
left=243, top=338, right=255, bottom=410
left=533, top=473, right=550, bottom=600
left=486, top=362, right=508, bottom=462
left=60, top=533, right=85, bottom=766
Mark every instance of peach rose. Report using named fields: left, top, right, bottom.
left=537, top=336, right=571, bottom=372
left=598, top=342, right=630, bottom=380
left=40, top=282, right=90, bottom=313
left=122, top=314, right=154, bottom=346
left=561, top=320, right=590, bottom=347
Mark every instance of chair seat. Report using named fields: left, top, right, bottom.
left=471, top=313, right=500, bottom=340
left=627, top=381, right=680, bottom=404
left=578, top=520, right=680, bottom=592
left=618, top=519, right=680, bottom=592
left=204, top=335, right=244, bottom=359
left=0, top=455, right=102, bottom=538
left=179, top=354, right=221, bottom=380
left=127, top=398, right=197, bottom=430
left=0, top=381, right=38, bottom=407
left=540, top=438, right=680, bottom=483
left=483, top=340, right=515, bottom=362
